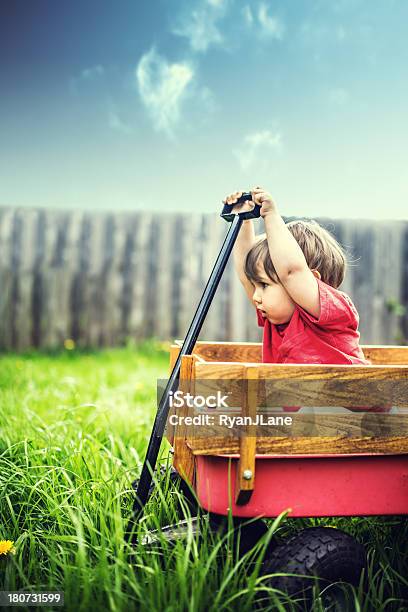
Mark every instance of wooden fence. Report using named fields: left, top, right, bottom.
left=0, top=207, right=407, bottom=351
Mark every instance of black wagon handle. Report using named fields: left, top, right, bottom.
left=220, top=192, right=262, bottom=222
left=126, top=189, right=258, bottom=544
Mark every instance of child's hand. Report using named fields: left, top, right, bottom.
left=251, top=186, right=277, bottom=217
left=222, top=190, right=254, bottom=214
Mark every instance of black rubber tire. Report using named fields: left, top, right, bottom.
left=261, top=527, right=367, bottom=606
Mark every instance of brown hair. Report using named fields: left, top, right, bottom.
left=244, top=219, right=347, bottom=289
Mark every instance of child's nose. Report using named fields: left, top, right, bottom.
left=253, top=288, right=262, bottom=303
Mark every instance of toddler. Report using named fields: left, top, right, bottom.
left=226, top=186, right=368, bottom=366
left=224, top=186, right=391, bottom=414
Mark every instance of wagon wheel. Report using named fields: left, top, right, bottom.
left=260, top=527, right=367, bottom=609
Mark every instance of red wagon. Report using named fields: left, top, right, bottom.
left=128, top=196, right=408, bottom=604
left=169, top=341, right=408, bottom=519
left=161, top=341, right=408, bottom=601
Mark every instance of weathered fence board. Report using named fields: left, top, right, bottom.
left=0, top=207, right=406, bottom=351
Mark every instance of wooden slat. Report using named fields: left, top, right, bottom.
left=177, top=215, right=199, bottom=337
left=73, top=213, right=93, bottom=345
left=373, top=223, right=404, bottom=343
left=347, top=220, right=405, bottom=344
left=63, top=211, right=84, bottom=345
left=169, top=345, right=180, bottom=371
left=336, top=219, right=352, bottom=296
left=201, top=215, right=226, bottom=341
left=10, top=210, right=35, bottom=349
left=185, top=412, right=408, bottom=439
left=167, top=345, right=207, bottom=446
left=230, top=249, right=248, bottom=342
left=179, top=353, right=408, bottom=458
left=190, top=343, right=408, bottom=365
left=190, top=377, right=408, bottom=408
left=235, top=367, right=258, bottom=505
left=166, top=345, right=181, bottom=447
left=119, top=213, right=138, bottom=341
left=193, top=341, right=262, bottom=363
left=129, top=215, right=152, bottom=338
left=172, top=355, right=197, bottom=484
left=249, top=364, right=408, bottom=382
left=87, top=213, right=109, bottom=346
left=188, top=435, right=408, bottom=456
left=351, top=222, right=373, bottom=342
left=0, top=209, right=15, bottom=350
left=362, top=345, right=408, bottom=365
left=102, top=213, right=119, bottom=346
left=0, top=267, right=13, bottom=349
left=144, top=216, right=160, bottom=338
left=40, top=211, right=70, bottom=347
left=155, top=215, right=175, bottom=340
left=189, top=215, right=205, bottom=337
left=193, top=362, right=408, bottom=408
left=194, top=361, right=408, bottom=378
left=171, top=342, right=207, bottom=363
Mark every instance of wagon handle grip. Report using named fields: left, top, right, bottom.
left=221, top=192, right=261, bottom=222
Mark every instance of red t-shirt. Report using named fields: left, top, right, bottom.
left=256, top=279, right=393, bottom=412
left=256, top=278, right=369, bottom=366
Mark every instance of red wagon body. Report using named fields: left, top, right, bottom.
left=169, top=341, right=408, bottom=518
left=196, top=453, right=408, bottom=517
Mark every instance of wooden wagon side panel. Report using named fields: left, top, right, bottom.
left=186, top=361, right=408, bottom=456
left=182, top=341, right=408, bottom=366
left=362, top=345, right=408, bottom=365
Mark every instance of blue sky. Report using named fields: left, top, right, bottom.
left=1, top=0, right=407, bottom=219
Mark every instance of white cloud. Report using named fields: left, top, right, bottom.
left=242, top=3, right=284, bottom=40
left=171, top=1, right=227, bottom=52
left=257, top=3, right=284, bottom=39
left=80, top=65, right=104, bottom=80
left=233, top=129, right=282, bottom=171
left=171, top=1, right=284, bottom=53
left=242, top=5, right=254, bottom=25
left=328, top=87, right=349, bottom=105
left=136, top=48, right=194, bottom=137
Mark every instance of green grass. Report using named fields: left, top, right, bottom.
left=0, top=341, right=407, bottom=611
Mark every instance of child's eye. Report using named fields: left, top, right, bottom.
left=262, top=283, right=269, bottom=289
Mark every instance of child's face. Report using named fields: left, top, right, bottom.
left=251, top=262, right=296, bottom=325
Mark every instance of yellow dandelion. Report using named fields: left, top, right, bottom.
left=0, top=540, right=16, bottom=556
left=64, top=338, right=76, bottom=350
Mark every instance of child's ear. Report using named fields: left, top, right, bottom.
left=311, top=269, right=321, bottom=280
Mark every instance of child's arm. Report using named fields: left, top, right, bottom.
left=223, top=190, right=257, bottom=303
left=252, top=187, right=321, bottom=318
left=233, top=219, right=256, bottom=302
